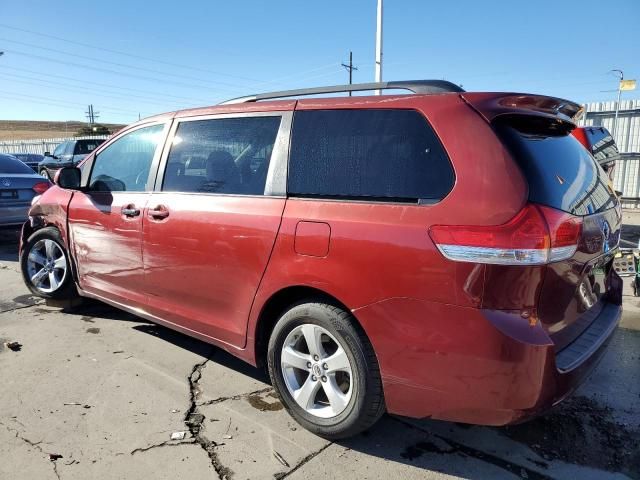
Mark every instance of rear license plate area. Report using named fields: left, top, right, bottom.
left=0, top=190, right=18, bottom=199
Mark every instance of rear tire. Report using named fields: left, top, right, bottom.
left=267, top=301, right=385, bottom=439
left=40, top=169, right=51, bottom=181
left=20, top=227, right=78, bottom=301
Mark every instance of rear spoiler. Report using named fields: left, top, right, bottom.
left=460, top=92, right=583, bottom=126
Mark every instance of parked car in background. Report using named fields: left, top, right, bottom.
left=19, top=80, right=622, bottom=439
left=572, top=126, right=619, bottom=182
left=0, top=153, right=51, bottom=227
left=39, top=139, right=105, bottom=180
left=11, top=153, right=45, bottom=172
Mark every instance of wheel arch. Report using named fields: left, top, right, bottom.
left=21, top=220, right=80, bottom=286
left=252, top=285, right=368, bottom=368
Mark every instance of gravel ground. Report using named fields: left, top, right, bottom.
left=1, top=221, right=639, bottom=480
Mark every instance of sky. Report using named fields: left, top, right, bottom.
left=0, top=0, right=639, bottom=124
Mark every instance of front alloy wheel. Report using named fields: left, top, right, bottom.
left=26, top=238, right=68, bottom=293
left=21, top=227, right=78, bottom=300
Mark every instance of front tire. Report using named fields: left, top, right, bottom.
left=40, top=169, right=51, bottom=181
left=267, top=301, right=385, bottom=439
left=21, top=227, right=77, bottom=300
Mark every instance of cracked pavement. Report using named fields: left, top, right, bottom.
left=1, top=226, right=639, bottom=480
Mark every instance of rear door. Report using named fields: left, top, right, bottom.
left=494, top=117, right=621, bottom=350
left=68, top=122, right=168, bottom=306
left=141, top=111, right=291, bottom=347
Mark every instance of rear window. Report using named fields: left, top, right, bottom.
left=75, top=140, right=104, bottom=155
left=496, top=118, right=617, bottom=215
left=288, top=109, right=454, bottom=202
left=0, top=154, right=34, bottom=174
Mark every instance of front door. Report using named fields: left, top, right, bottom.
left=142, top=112, right=291, bottom=347
left=68, top=122, right=168, bottom=306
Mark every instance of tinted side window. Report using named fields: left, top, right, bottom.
left=496, top=119, right=617, bottom=215
left=75, top=140, right=104, bottom=155
left=162, top=116, right=281, bottom=195
left=90, top=124, right=164, bottom=192
left=288, top=109, right=454, bottom=202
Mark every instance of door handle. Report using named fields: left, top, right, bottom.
left=148, top=205, right=170, bottom=220
left=121, top=206, right=140, bottom=217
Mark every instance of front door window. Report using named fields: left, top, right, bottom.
left=90, top=124, right=164, bottom=192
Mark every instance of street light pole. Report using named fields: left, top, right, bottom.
left=611, top=69, right=623, bottom=139
left=375, top=0, right=383, bottom=94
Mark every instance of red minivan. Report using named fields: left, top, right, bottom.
left=19, top=81, right=622, bottom=439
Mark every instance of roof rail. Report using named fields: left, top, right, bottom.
left=219, top=80, right=464, bottom=105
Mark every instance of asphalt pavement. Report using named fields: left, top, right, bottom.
left=1, top=225, right=638, bottom=480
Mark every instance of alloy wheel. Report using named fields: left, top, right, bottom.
left=281, top=324, right=353, bottom=418
left=26, top=239, right=67, bottom=294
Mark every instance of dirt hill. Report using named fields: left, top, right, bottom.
left=0, top=120, right=126, bottom=141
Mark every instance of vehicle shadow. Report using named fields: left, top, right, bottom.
left=59, top=300, right=270, bottom=384
left=0, top=227, right=20, bottom=262
left=131, top=321, right=270, bottom=383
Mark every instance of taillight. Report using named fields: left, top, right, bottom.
left=429, top=204, right=582, bottom=265
left=538, top=205, right=582, bottom=262
left=32, top=181, right=51, bottom=195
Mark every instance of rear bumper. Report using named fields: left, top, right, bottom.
left=354, top=297, right=621, bottom=426
left=0, top=204, right=31, bottom=227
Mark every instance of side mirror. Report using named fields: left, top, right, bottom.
left=56, top=167, right=81, bottom=190
left=44, top=151, right=51, bottom=157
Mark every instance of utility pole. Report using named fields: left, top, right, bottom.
left=85, top=104, right=99, bottom=126
left=341, top=51, right=358, bottom=95
left=374, top=0, right=383, bottom=94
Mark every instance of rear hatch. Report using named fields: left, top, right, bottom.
left=430, top=93, right=622, bottom=351
left=494, top=115, right=621, bottom=349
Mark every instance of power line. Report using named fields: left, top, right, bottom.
left=4, top=65, right=212, bottom=104
left=0, top=71, right=196, bottom=108
left=2, top=91, right=147, bottom=115
left=0, top=24, right=351, bottom=91
left=0, top=23, right=268, bottom=84
left=0, top=39, right=252, bottom=91
left=1, top=49, right=244, bottom=94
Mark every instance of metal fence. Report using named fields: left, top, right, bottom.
left=582, top=99, right=640, bottom=154
left=581, top=100, right=640, bottom=207
left=0, top=135, right=110, bottom=155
